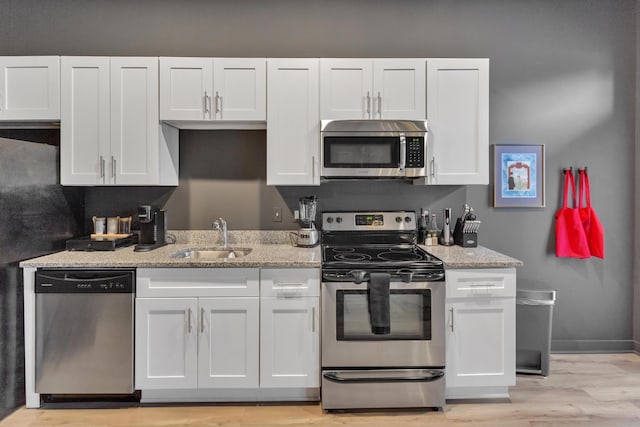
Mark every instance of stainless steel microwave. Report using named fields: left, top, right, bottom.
left=320, top=120, right=429, bottom=179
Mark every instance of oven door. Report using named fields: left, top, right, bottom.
left=321, top=134, right=405, bottom=178
left=321, top=280, right=445, bottom=368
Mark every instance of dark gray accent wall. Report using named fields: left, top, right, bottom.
left=0, top=133, right=83, bottom=419
left=635, top=0, right=640, bottom=355
left=0, top=0, right=636, bottom=367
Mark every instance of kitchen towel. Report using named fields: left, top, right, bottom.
left=368, top=272, right=391, bottom=335
left=578, top=169, right=605, bottom=259
left=555, top=169, right=590, bottom=258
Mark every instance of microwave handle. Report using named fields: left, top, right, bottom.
left=399, top=134, right=406, bottom=170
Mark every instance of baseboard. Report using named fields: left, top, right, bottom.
left=551, top=339, right=634, bottom=353
left=634, top=340, right=640, bottom=354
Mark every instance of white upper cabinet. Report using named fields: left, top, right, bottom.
left=60, top=56, right=178, bottom=186
left=0, top=56, right=60, bottom=121
left=266, top=58, right=320, bottom=186
left=320, top=59, right=425, bottom=120
left=159, top=57, right=266, bottom=124
left=60, top=57, right=110, bottom=185
left=426, top=58, right=489, bottom=185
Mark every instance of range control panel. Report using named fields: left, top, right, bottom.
left=323, top=211, right=416, bottom=232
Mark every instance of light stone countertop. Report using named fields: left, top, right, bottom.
left=19, top=230, right=521, bottom=269
left=423, top=244, right=523, bottom=268
left=19, top=230, right=321, bottom=268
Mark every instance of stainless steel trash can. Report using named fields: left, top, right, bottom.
left=516, top=289, right=556, bottom=376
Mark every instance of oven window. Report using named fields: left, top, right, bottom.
left=323, top=136, right=400, bottom=168
left=336, top=289, right=431, bottom=341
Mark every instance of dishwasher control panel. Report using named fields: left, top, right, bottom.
left=35, top=269, right=135, bottom=293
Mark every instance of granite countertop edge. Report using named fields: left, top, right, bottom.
left=19, top=231, right=521, bottom=269
left=423, top=244, right=524, bottom=268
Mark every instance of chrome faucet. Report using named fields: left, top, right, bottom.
left=212, top=217, right=228, bottom=249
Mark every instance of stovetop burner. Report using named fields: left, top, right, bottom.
left=322, top=244, right=442, bottom=268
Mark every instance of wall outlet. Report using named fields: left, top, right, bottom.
left=272, top=207, right=282, bottom=222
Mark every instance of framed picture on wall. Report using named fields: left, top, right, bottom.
left=493, top=144, right=545, bottom=208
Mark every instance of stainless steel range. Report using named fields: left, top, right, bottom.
left=320, top=211, right=446, bottom=411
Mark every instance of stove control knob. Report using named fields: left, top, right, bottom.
left=404, top=216, right=412, bottom=223
left=326, top=217, right=334, bottom=223
left=395, top=216, right=402, bottom=223
left=336, top=217, right=342, bottom=223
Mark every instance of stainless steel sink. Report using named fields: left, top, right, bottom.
left=171, top=247, right=252, bottom=260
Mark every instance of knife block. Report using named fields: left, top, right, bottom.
left=453, top=218, right=478, bottom=247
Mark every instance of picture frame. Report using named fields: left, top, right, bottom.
left=493, top=144, right=545, bottom=208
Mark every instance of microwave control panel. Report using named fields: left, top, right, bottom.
left=406, top=137, right=425, bottom=168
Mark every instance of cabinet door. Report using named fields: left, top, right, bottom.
left=260, top=297, right=319, bottom=388
left=135, top=298, right=198, bottom=390
left=198, top=297, right=259, bottom=388
left=427, top=58, right=489, bottom=185
left=446, top=297, right=515, bottom=389
left=212, top=58, right=266, bottom=121
left=110, top=57, right=159, bottom=185
left=320, top=59, right=372, bottom=120
left=373, top=59, right=425, bottom=120
left=60, top=57, right=110, bottom=185
left=159, top=57, right=212, bottom=120
left=0, top=56, right=60, bottom=121
left=266, top=58, right=320, bottom=186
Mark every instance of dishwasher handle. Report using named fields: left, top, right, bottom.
left=35, top=269, right=135, bottom=293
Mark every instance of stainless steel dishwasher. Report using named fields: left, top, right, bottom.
left=35, top=269, right=136, bottom=396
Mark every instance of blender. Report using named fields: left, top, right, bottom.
left=292, top=196, right=319, bottom=247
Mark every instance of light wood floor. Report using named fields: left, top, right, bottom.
left=3, top=353, right=640, bottom=426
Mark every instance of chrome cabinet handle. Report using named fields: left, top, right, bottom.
left=200, top=307, right=205, bottom=333
left=204, top=91, right=209, bottom=115
left=366, top=91, right=371, bottom=117
left=187, top=308, right=192, bottom=333
left=111, top=156, right=116, bottom=182
left=311, top=307, right=316, bottom=333
left=99, top=156, right=105, bottom=180
left=215, top=91, right=221, bottom=116
left=399, top=135, right=406, bottom=170
left=377, top=92, right=382, bottom=118
left=430, top=157, right=436, bottom=179
left=449, top=308, right=454, bottom=332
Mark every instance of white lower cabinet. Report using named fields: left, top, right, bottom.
left=445, top=268, right=516, bottom=399
left=135, top=268, right=260, bottom=390
left=135, top=267, right=320, bottom=401
left=260, top=268, right=320, bottom=388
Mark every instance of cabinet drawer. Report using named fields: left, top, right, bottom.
left=446, top=268, right=516, bottom=299
left=137, top=268, right=259, bottom=297
left=260, top=268, right=320, bottom=298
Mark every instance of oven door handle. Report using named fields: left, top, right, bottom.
left=323, top=370, right=444, bottom=384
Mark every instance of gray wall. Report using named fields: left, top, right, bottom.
left=1, top=1, right=636, bottom=355
left=635, top=1, right=640, bottom=354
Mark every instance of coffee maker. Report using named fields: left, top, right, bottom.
left=134, top=205, right=167, bottom=252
